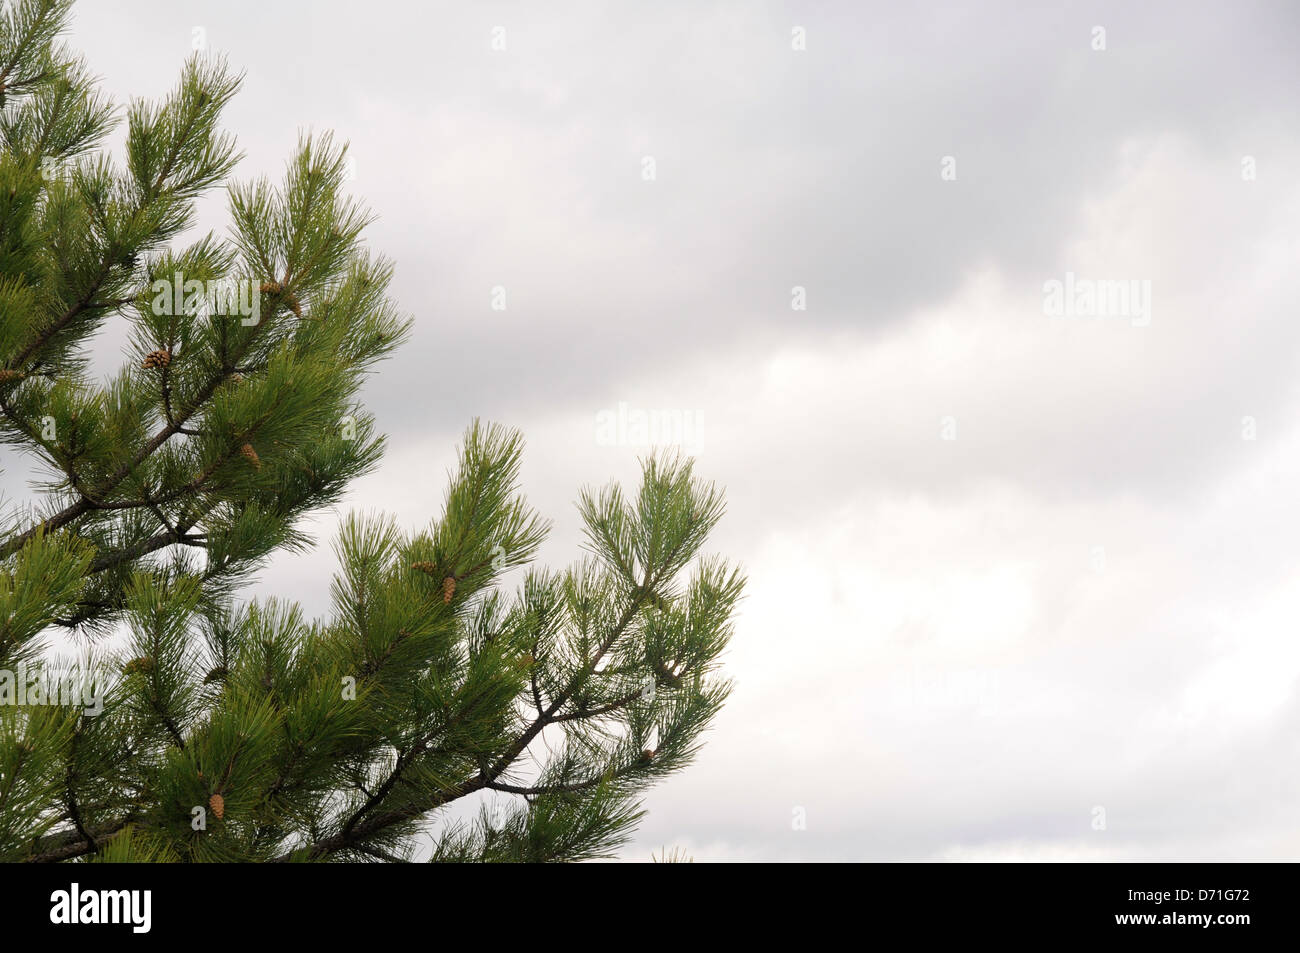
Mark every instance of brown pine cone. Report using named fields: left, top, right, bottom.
left=141, top=348, right=171, bottom=370
left=209, top=793, right=225, bottom=819
left=123, top=656, right=154, bottom=676
left=442, top=576, right=456, bottom=603
left=240, top=443, right=261, bottom=470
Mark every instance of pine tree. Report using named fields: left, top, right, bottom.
left=0, top=0, right=742, bottom=862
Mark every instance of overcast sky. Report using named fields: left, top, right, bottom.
left=10, top=0, right=1300, bottom=860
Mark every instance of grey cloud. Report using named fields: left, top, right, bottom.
left=10, top=0, right=1295, bottom=861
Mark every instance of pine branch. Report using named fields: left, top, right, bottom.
left=2, top=0, right=739, bottom=865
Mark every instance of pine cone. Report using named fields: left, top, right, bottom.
left=0, top=369, right=24, bottom=384
left=209, top=793, right=225, bottom=820
left=640, top=749, right=656, bottom=763
left=203, top=666, right=228, bottom=684
left=653, top=663, right=682, bottom=687
left=141, top=348, right=171, bottom=370
left=442, top=576, right=456, bottom=603
left=123, top=656, right=154, bottom=676
left=240, top=443, right=261, bottom=470
left=410, top=560, right=436, bottom=575
left=259, top=280, right=302, bottom=317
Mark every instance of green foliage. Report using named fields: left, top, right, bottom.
left=0, top=0, right=743, bottom=862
